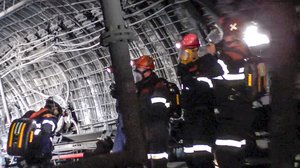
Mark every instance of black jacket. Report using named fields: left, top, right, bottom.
left=177, top=54, right=224, bottom=110
left=136, top=73, right=172, bottom=123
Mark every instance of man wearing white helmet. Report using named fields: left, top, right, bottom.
left=23, top=95, right=66, bottom=168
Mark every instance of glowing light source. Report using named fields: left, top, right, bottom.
left=106, top=67, right=112, bottom=73
left=130, top=60, right=135, bottom=67
left=243, top=25, right=270, bottom=47
left=175, top=42, right=181, bottom=49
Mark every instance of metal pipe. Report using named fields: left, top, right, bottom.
left=0, top=0, right=32, bottom=19
left=57, top=0, right=147, bottom=167
left=52, top=153, right=84, bottom=160
left=100, top=0, right=147, bottom=165
left=0, top=78, right=11, bottom=125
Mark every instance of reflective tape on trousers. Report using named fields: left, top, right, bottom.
left=147, top=152, right=168, bottom=159
left=184, top=144, right=212, bottom=153
left=215, top=139, right=246, bottom=148
left=193, top=145, right=212, bottom=153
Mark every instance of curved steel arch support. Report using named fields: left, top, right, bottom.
left=18, top=59, right=70, bottom=103
left=4, top=78, right=29, bottom=112
left=0, top=78, right=11, bottom=125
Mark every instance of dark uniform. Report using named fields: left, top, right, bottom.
left=133, top=55, right=180, bottom=168
left=213, top=17, right=270, bottom=168
left=178, top=54, right=223, bottom=168
left=176, top=33, right=224, bottom=168
left=24, top=108, right=58, bottom=168
left=136, top=72, right=172, bottom=168
left=20, top=97, right=64, bottom=168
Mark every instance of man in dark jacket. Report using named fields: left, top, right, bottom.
left=133, top=55, right=179, bottom=168
left=24, top=96, right=66, bottom=168
left=177, top=33, right=224, bottom=168
left=213, top=16, right=271, bottom=168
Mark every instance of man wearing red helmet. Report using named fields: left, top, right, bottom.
left=212, top=16, right=271, bottom=168
left=177, top=33, right=223, bottom=168
left=132, top=55, right=181, bottom=168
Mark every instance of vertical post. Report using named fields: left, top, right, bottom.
left=259, top=1, right=297, bottom=168
left=99, top=0, right=146, bottom=166
left=0, top=78, right=11, bottom=125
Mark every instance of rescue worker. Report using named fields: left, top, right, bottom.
left=212, top=16, right=271, bottom=168
left=177, top=33, right=224, bottom=168
left=110, top=83, right=126, bottom=153
left=133, top=55, right=179, bottom=168
left=24, top=96, right=66, bottom=168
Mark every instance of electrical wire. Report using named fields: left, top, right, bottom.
left=57, top=42, right=100, bottom=53
left=129, top=0, right=189, bottom=26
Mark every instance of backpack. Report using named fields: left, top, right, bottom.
left=7, top=118, right=36, bottom=156
left=7, top=108, right=49, bottom=157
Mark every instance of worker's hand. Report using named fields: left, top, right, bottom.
left=206, top=43, right=216, bottom=55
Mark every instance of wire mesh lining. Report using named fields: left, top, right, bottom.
left=0, top=0, right=219, bottom=133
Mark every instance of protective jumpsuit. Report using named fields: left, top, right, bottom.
left=24, top=108, right=58, bottom=168
left=213, top=18, right=270, bottom=167
left=178, top=53, right=224, bottom=168
left=136, top=71, right=173, bottom=168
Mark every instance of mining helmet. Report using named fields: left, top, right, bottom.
left=179, top=33, right=200, bottom=65
left=181, top=33, right=200, bottom=49
left=134, top=55, right=155, bottom=70
left=221, top=17, right=245, bottom=37
left=45, top=95, right=67, bottom=116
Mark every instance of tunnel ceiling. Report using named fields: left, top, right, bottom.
left=0, top=0, right=224, bottom=133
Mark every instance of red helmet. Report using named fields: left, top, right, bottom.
left=134, top=55, right=155, bottom=70
left=181, top=33, right=200, bottom=49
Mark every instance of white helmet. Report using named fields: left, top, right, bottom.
left=51, top=95, right=67, bottom=109
left=45, top=95, right=67, bottom=110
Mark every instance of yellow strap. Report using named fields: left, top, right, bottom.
left=176, top=94, right=180, bottom=105
left=248, top=74, right=252, bottom=87
left=18, top=123, right=27, bottom=148
left=29, top=131, right=34, bottom=143
left=8, top=122, right=17, bottom=148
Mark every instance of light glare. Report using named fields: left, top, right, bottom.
left=175, top=42, right=181, bottom=49
left=243, top=25, right=270, bottom=47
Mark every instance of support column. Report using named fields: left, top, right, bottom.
left=99, top=0, right=147, bottom=166
left=259, top=1, right=298, bottom=168
left=56, top=1, right=146, bottom=166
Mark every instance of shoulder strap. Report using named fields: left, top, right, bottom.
left=29, top=108, right=49, bottom=119
left=43, top=113, right=56, bottom=118
left=154, top=78, right=168, bottom=89
left=222, top=43, right=253, bottom=60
